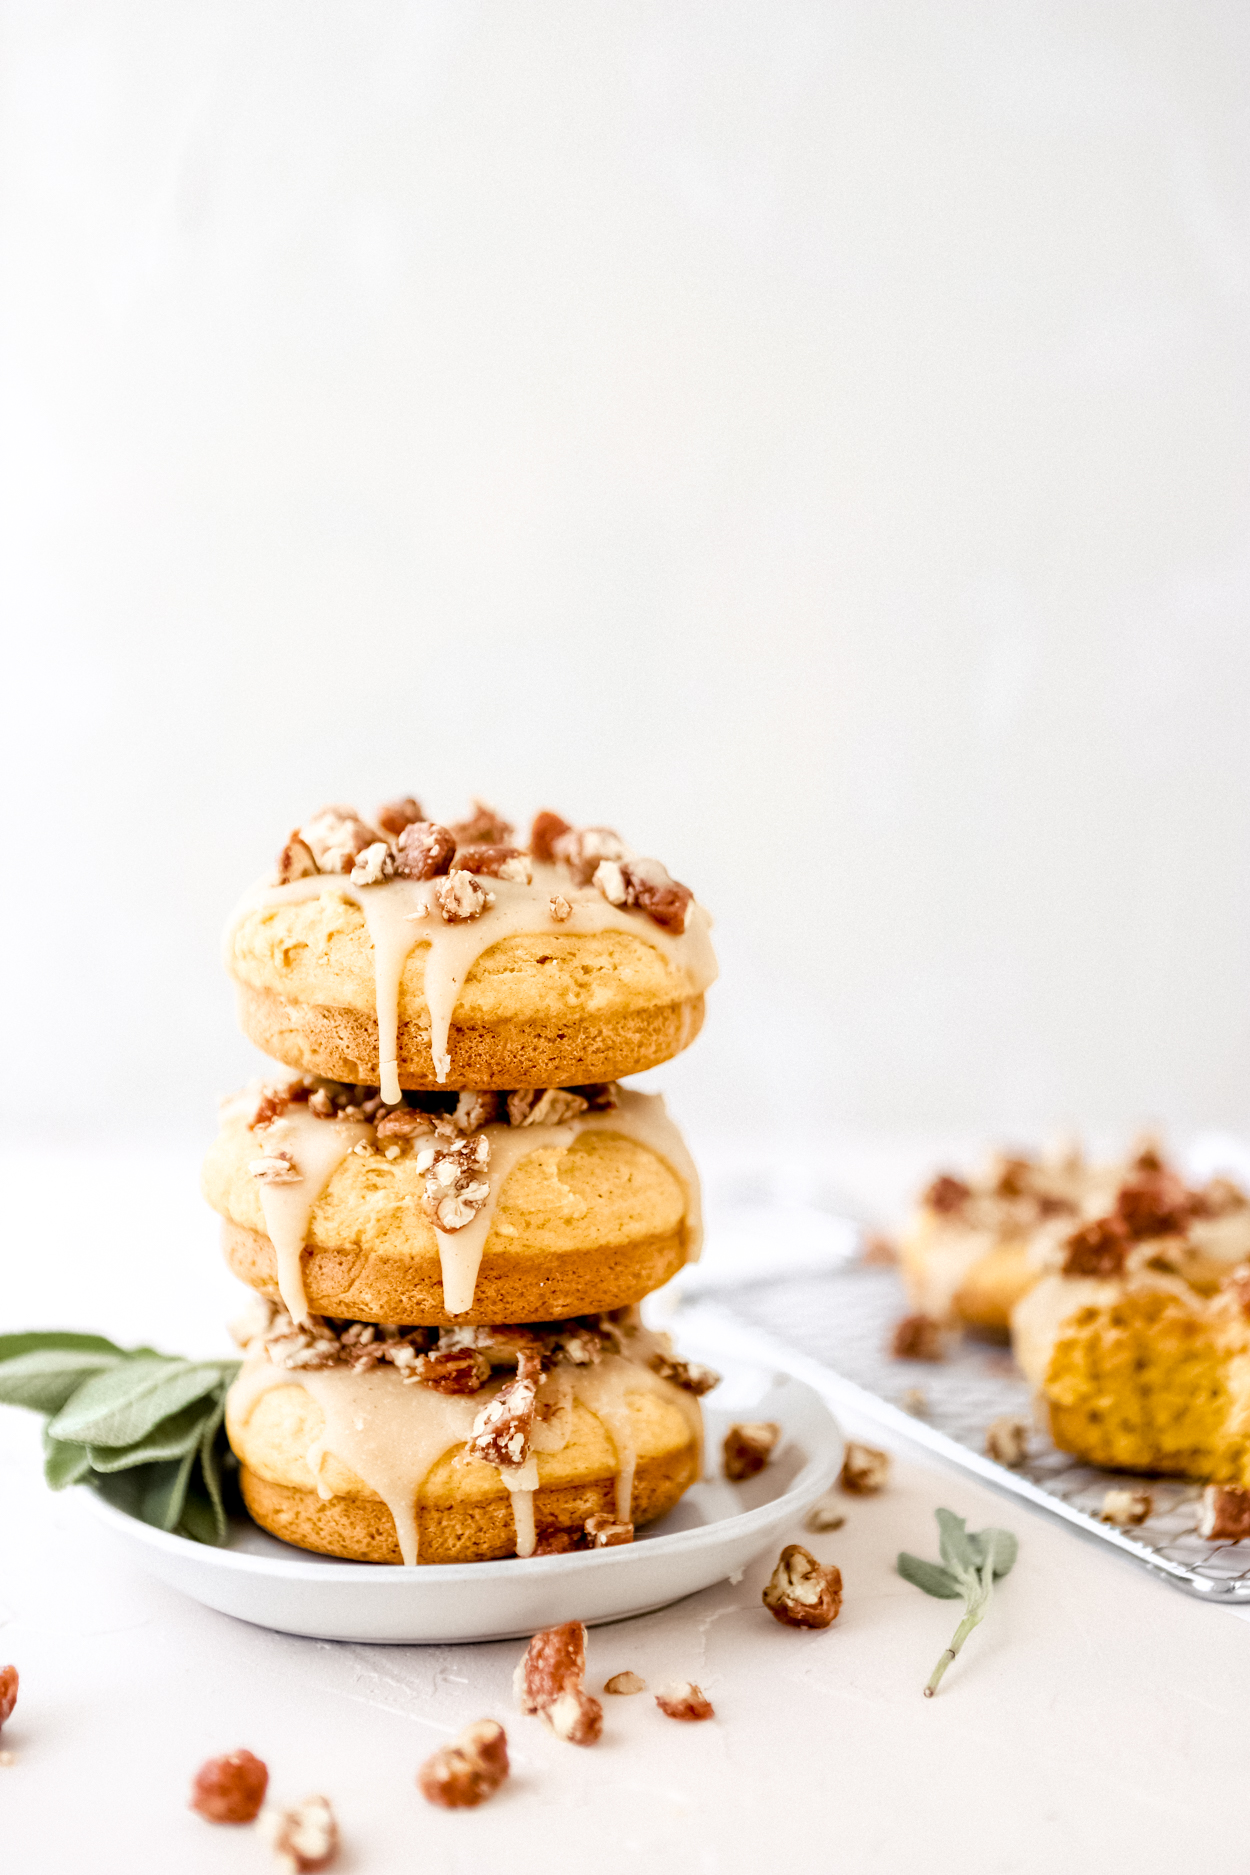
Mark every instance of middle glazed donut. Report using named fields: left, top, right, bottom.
left=203, top=1080, right=700, bottom=1325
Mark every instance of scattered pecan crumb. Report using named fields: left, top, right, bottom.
left=985, top=1416, right=1030, bottom=1468
left=548, top=894, right=572, bottom=922
left=900, top=1388, right=929, bottom=1417
left=603, top=1671, right=646, bottom=1695
left=434, top=871, right=495, bottom=923
left=394, top=820, right=456, bottom=880
left=1102, top=1487, right=1153, bottom=1527
left=924, top=1174, right=971, bottom=1215
left=530, top=810, right=572, bottom=862
left=249, top=1151, right=302, bottom=1185
left=860, top=1232, right=898, bottom=1265
left=532, top=1528, right=586, bottom=1555
left=838, top=1442, right=890, bottom=1495
left=263, top=1794, right=339, bottom=1872
left=585, top=1515, right=633, bottom=1548
left=804, top=1494, right=846, bottom=1533
left=275, top=831, right=318, bottom=884
left=649, top=1351, right=721, bottom=1396
left=890, top=1314, right=944, bottom=1361
left=190, top=1749, right=269, bottom=1825
left=417, top=1719, right=509, bottom=1810
left=0, top=1751, right=13, bottom=1767
left=1198, top=1485, right=1250, bottom=1541
left=448, top=801, right=514, bottom=847
left=506, top=1087, right=589, bottom=1127
left=350, top=840, right=394, bottom=886
left=723, top=1421, right=781, bottom=1482
left=655, top=1682, right=714, bottom=1722
left=514, top=1624, right=603, bottom=1746
left=1062, top=1216, right=1129, bottom=1279
left=416, top=1134, right=491, bottom=1231
left=453, top=843, right=532, bottom=883
left=0, top=1666, right=16, bottom=1730
left=763, top=1544, right=844, bottom=1630
left=375, top=796, right=423, bottom=837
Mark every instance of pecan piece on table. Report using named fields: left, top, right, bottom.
left=0, top=1666, right=17, bottom=1730
left=417, top=1719, right=509, bottom=1809
left=189, top=1749, right=269, bottom=1824
left=763, top=1545, right=843, bottom=1630
left=984, top=1416, right=1030, bottom=1468
left=1101, top=1487, right=1153, bottom=1527
left=890, top=1314, right=945, bottom=1361
left=263, top=1794, right=339, bottom=1872
left=1199, top=1485, right=1250, bottom=1541
left=655, top=1682, right=714, bottom=1722
left=514, top=1623, right=603, bottom=1745
left=838, top=1442, right=890, bottom=1495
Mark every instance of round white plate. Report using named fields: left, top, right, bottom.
left=81, top=1355, right=842, bottom=1643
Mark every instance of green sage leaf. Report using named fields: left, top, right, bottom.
left=0, top=1330, right=127, bottom=1362
left=49, top=1358, right=225, bottom=1448
left=897, top=1552, right=963, bottom=1599
left=177, top=1485, right=228, bottom=1547
left=195, top=1394, right=229, bottom=1544
left=85, top=1397, right=216, bottom=1473
left=42, top=1429, right=93, bottom=1490
left=138, top=1447, right=200, bottom=1533
left=0, top=1349, right=125, bottom=1415
left=974, top=1526, right=1018, bottom=1578
left=936, top=1508, right=978, bottom=1577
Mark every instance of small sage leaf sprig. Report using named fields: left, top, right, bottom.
left=0, top=1331, right=241, bottom=1545
left=897, top=1508, right=1018, bottom=1697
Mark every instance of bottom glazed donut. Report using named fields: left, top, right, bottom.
left=225, top=1305, right=714, bottom=1564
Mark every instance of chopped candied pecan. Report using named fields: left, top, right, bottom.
left=417, top=1719, right=509, bottom=1810
left=839, top=1442, right=890, bottom=1495
left=375, top=796, right=424, bottom=837
left=470, top=1374, right=538, bottom=1468
left=553, top=1324, right=604, bottom=1365
left=0, top=1666, right=16, bottom=1730
left=1102, top=1487, right=1153, bottom=1527
left=416, top=1134, right=491, bottom=1231
left=548, top=894, right=572, bottom=922
left=1115, top=1170, right=1193, bottom=1240
left=570, top=1082, right=619, bottom=1110
left=924, top=1174, right=971, bottom=1216
left=619, top=857, right=694, bottom=934
left=991, top=1155, right=1035, bottom=1199
left=530, top=810, right=572, bottom=862
left=412, top=1347, right=492, bottom=1394
left=394, top=819, right=456, bottom=880
left=453, top=843, right=533, bottom=883
left=890, top=1314, right=944, bottom=1361
left=763, top=1545, right=843, bottom=1630
left=1062, top=1216, right=1129, bottom=1278
left=249, top=1079, right=308, bottom=1129
left=350, top=840, right=394, bottom=886
left=190, top=1749, right=269, bottom=1825
left=448, top=800, right=514, bottom=847
left=434, top=871, right=495, bottom=923
left=552, top=824, right=630, bottom=886
left=532, top=1528, right=588, bottom=1555
left=984, top=1417, right=1029, bottom=1468
left=375, top=1107, right=437, bottom=1141
left=264, top=1794, right=339, bottom=1872
left=584, top=1515, right=633, bottom=1548
left=723, top=1421, right=781, bottom=1482
left=307, top=1089, right=336, bottom=1119
left=514, top=1624, right=603, bottom=1746
left=655, top=1682, right=714, bottom=1722
left=804, top=1495, right=846, bottom=1533
left=299, top=808, right=378, bottom=874
left=248, top=1150, right=302, bottom=1185
left=650, top=1351, right=720, bottom=1396
left=1199, top=1485, right=1250, bottom=1541
left=604, top=1671, right=646, bottom=1695
left=506, top=1088, right=589, bottom=1127
left=453, top=1090, right=504, bottom=1132
left=1129, top=1135, right=1166, bottom=1174
left=275, top=831, right=319, bottom=883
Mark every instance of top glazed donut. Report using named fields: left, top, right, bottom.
left=224, top=800, right=718, bottom=1095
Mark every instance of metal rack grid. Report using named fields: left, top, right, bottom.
left=712, top=1261, right=1250, bottom=1601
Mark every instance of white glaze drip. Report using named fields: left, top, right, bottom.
left=252, top=1109, right=370, bottom=1325
left=225, top=861, right=717, bottom=1089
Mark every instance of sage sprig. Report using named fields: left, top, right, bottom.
left=898, top=1508, right=1018, bottom=1697
left=0, top=1331, right=240, bottom=1545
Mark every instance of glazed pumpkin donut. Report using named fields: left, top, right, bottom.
left=225, top=802, right=717, bottom=1097
left=225, top=1313, right=711, bottom=1564
left=203, top=1081, right=701, bottom=1326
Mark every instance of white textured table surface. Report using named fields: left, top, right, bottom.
left=4, top=1145, right=1250, bottom=1873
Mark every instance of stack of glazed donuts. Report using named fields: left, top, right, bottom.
left=204, top=796, right=720, bottom=1564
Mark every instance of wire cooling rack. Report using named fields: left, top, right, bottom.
left=694, top=1261, right=1250, bottom=1602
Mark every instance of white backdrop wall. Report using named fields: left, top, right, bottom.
left=3, top=3, right=1250, bottom=1146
